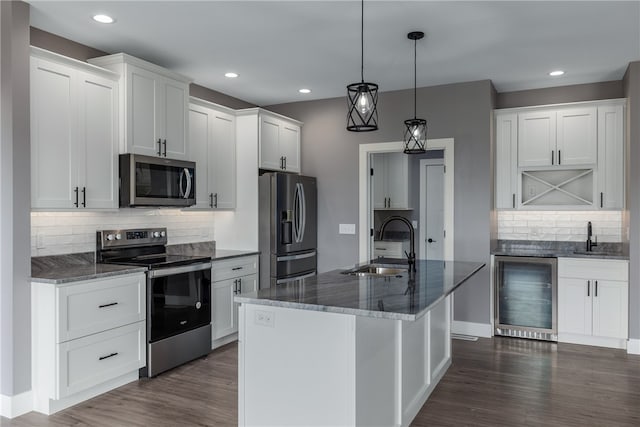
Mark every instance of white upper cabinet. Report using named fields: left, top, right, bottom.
left=188, top=98, right=236, bottom=209
left=495, top=99, right=624, bottom=210
left=31, top=48, right=119, bottom=210
left=495, top=113, right=518, bottom=209
left=259, top=111, right=301, bottom=173
left=371, top=152, right=410, bottom=210
left=88, top=53, right=191, bottom=160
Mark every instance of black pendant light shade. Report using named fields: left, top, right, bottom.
left=404, top=31, right=427, bottom=154
left=347, top=0, right=379, bottom=132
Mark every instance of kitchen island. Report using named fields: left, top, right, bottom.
left=235, top=259, right=485, bottom=426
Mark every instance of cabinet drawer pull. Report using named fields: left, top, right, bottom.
left=98, top=302, right=119, bottom=309
left=232, top=267, right=243, bottom=271
left=99, top=352, right=119, bottom=361
left=375, top=248, right=387, bottom=251
left=587, top=280, right=590, bottom=297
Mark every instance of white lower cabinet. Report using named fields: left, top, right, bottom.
left=211, top=255, right=259, bottom=348
left=558, top=258, right=628, bottom=349
left=32, top=272, right=146, bottom=415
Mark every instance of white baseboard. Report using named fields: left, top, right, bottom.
left=212, top=333, right=238, bottom=350
left=558, top=333, right=626, bottom=350
left=627, top=338, right=640, bottom=355
left=1, top=390, right=33, bottom=419
left=451, top=320, right=492, bottom=338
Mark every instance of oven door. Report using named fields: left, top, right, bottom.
left=147, top=262, right=211, bottom=343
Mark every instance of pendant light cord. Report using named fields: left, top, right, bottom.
left=413, top=37, right=417, bottom=119
left=360, top=0, right=364, bottom=83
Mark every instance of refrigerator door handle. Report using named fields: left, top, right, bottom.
left=276, top=251, right=317, bottom=262
left=276, top=271, right=316, bottom=285
left=297, top=182, right=306, bottom=243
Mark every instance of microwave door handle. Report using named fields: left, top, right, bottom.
left=183, top=168, right=192, bottom=199
left=179, top=169, right=185, bottom=197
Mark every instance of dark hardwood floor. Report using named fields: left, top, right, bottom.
left=3, top=337, right=640, bottom=426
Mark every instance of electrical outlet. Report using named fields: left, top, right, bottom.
left=255, top=310, right=275, bottom=327
left=412, top=220, right=418, bottom=229
left=339, top=224, right=356, bottom=235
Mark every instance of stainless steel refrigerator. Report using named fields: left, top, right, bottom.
left=259, top=172, right=317, bottom=288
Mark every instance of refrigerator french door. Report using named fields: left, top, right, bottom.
left=494, top=256, right=558, bottom=341
left=259, top=173, right=317, bottom=288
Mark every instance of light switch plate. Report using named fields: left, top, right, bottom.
left=339, top=224, right=356, bottom=235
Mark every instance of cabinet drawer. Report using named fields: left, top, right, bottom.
left=57, top=321, right=145, bottom=399
left=212, top=255, right=258, bottom=282
left=558, top=258, right=628, bottom=281
left=58, top=273, right=145, bottom=343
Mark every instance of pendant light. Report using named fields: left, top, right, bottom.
left=347, top=0, right=378, bottom=132
left=403, top=31, right=427, bottom=154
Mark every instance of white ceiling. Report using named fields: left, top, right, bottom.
left=28, top=1, right=640, bottom=106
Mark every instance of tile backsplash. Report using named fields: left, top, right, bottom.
left=31, top=209, right=216, bottom=256
left=497, top=210, right=623, bottom=242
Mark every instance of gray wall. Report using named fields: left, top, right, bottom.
left=268, top=80, right=494, bottom=325
left=30, top=27, right=254, bottom=111
left=624, top=62, right=640, bottom=340
left=496, top=80, right=624, bottom=109
left=1, top=0, right=31, bottom=396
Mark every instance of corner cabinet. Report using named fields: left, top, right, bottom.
left=211, top=255, right=259, bottom=348
left=494, top=99, right=625, bottom=210
left=31, top=47, right=119, bottom=210
left=189, top=98, right=236, bottom=209
left=558, top=258, right=628, bottom=349
left=372, top=152, right=410, bottom=209
left=88, top=53, right=192, bottom=160
left=31, top=272, right=146, bottom=415
left=258, top=110, right=302, bottom=173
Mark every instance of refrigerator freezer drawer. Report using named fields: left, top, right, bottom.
left=272, top=251, right=316, bottom=278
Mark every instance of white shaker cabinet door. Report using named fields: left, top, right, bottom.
left=371, top=153, right=387, bottom=209
left=161, top=78, right=189, bottom=160
left=556, top=107, right=597, bottom=166
left=280, top=122, right=300, bottom=173
left=558, top=277, right=592, bottom=336
left=597, top=104, right=624, bottom=209
left=211, top=110, right=236, bottom=209
left=518, top=111, right=556, bottom=167
left=386, top=152, right=409, bottom=209
left=127, top=65, right=160, bottom=157
left=188, top=105, right=212, bottom=209
left=31, top=57, right=79, bottom=209
left=259, top=115, right=282, bottom=170
left=212, top=278, right=237, bottom=340
left=495, top=113, right=518, bottom=209
left=592, top=280, right=628, bottom=339
left=78, top=71, right=119, bottom=209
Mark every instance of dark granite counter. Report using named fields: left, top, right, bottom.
left=492, top=240, right=628, bottom=260
left=235, top=259, right=485, bottom=321
left=31, top=252, right=146, bottom=284
left=167, top=242, right=259, bottom=261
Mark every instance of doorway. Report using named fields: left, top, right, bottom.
left=420, top=159, right=445, bottom=260
left=358, top=139, right=454, bottom=263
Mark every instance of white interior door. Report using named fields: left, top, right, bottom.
left=425, top=164, right=445, bottom=259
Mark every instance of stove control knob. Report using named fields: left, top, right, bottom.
left=106, top=234, right=115, bottom=241
left=160, top=231, right=166, bottom=237
left=115, top=234, right=122, bottom=240
left=153, top=231, right=161, bottom=238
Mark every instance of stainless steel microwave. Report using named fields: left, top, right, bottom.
left=119, top=154, right=196, bottom=207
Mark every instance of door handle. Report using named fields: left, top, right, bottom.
left=162, top=139, right=167, bottom=157
left=427, top=238, right=436, bottom=243
left=82, top=187, right=86, bottom=207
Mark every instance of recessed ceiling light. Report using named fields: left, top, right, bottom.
left=299, top=88, right=311, bottom=94
left=549, top=70, right=565, bottom=77
left=225, top=72, right=239, bottom=78
left=92, top=14, right=114, bottom=24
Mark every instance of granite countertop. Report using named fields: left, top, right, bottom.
left=31, top=252, right=147, bottom=285
left=166, top=242, right=259, bottom=261
left=492, top=240, right=629, bottom=260
left=234, top=259, right=485, bottom=321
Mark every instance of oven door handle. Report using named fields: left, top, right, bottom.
left=147, top=262, right=212, bottom=278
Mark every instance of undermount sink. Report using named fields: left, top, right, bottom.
left=342, top=264, right=408, bottom=277
left=572, top=250, right=619, bottom=256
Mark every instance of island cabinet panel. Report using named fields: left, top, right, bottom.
left=238, top=295, right=452, bottom=427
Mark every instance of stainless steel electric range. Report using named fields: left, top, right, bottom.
left=97, top=228, right=212, bottom=377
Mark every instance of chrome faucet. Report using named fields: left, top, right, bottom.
left=379, top=215, right=416, bottom=272
left=586, top=221, right=598, bottom=252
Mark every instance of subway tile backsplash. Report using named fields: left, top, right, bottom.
left=497, top=210, right=622, bottom=242
left=31, top=209, right=216, bottom=256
